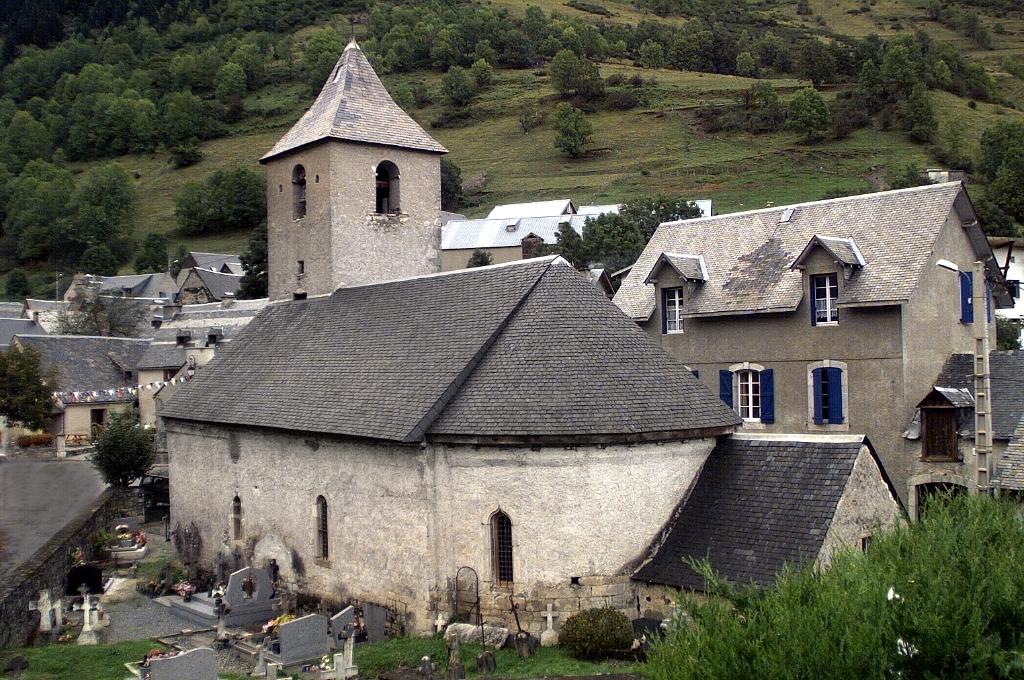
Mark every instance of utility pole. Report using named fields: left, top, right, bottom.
left=972, top=259, right=993, bottom=495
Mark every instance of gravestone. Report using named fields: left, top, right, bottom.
left=444, top=633, right=465, bottom=680
left=263, top=613, right=330, bottom=667
left=168, top=565, right=276, bottom=627
left=363, top=603, right=387, bottom=642
left=147, top=647, right=217, bottom=680
left=66, top=564, right=103, bottom=595
left=329, top=606, right=355, bottom=649
left=540, top=603, right=559, bottom=647
left=74, top=586, right=99, bottom=645
left=330, top=607, right=358, bottom=679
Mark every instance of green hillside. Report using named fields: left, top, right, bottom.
left=4, top=0, right=1024, bottom=292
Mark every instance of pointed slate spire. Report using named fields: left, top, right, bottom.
left=260, top=40, right=447, bottom=162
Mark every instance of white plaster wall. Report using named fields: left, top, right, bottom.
left=817, top=446, right=904, bottom=568
left=166, top=419, right=716, bottom=632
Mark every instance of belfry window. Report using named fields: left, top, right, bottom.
left=292, top=165, right=307, bottom=220
left=490, top=510, right=513, bottom=585
left=375, top=161, right=400, bottom=214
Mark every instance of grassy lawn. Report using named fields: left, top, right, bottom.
left=0, top=637, right=636, bottom=680
left=0, top=640, right=163, bottom=680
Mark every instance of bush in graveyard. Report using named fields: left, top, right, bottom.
left=645, top=493, right=1024, bottom=680
left=91, top=409, right=155, bottom=487
left=559, top=607, right=634, bottom=660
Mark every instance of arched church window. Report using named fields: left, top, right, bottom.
left=292, top=165, right=307, bottom=220
left=490, top=510, right=513, bottom=585
left=316, top=495, right=329, bottom=560
left=231, top=495, right=242, bottom=540
left=375, top=161, right=400, bottom=214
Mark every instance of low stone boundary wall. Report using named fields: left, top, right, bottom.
left=0, top=488, right=136, bottom=648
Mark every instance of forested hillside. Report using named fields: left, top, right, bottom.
left=1, top=0, right=1024, bottom=298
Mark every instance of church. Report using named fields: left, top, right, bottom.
left=160, top=39, right=902, bottom=634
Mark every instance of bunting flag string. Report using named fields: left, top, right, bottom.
left=51, top=373, right=194, bottom=403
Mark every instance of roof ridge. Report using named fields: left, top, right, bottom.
left=402, top=258, right=557, bottom=442
left=658, top=181, right=962, bottom=229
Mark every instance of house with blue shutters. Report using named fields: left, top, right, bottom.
left=614, top=182, right=1013, bottom=505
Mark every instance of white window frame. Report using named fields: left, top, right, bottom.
left=665, top=288, right=685, bottom=334
left=728, top=362, right=766, bottom=427
left=737, top=369, right=761, bottom=421
left=812, top=273, right=840, bottom=325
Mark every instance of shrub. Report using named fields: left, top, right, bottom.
left=605, top=73, right=627, bottom=87
left=566, top=0, right=613, bottom=16
left=91, top=409, right=155, bottom=487
left=519, top=106, right=545, bottom=133
left=16, top=433, right=54, bottom=448
left=604, top=89, right=640, bottom=110
left=560, top=607, right=634, bottom=660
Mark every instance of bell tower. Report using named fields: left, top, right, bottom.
left=259, top=39, right=448, bottom=300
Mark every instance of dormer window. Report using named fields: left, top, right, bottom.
left=811, top=273, right=839, bottom=325
left=662, top=288, right=684, bottom=334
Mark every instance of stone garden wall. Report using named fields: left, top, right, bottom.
left=0, top=488, right=136, bottom=648
left=165, top=418, right=716, bottom=635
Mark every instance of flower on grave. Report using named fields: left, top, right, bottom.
left=174, top=581, right=196, bottom=599
left=886, top=587, right=902, bottom=602
left=71, top=547, right=86, bottom=566
left=896, top=637, right=918, bottom=657
left=262, top=613, right=296, bottom=634
left=115, top=524, right=132, bottom=540
left=319, top=655, right=333, bottom=670
left=133, top=530, right=147, bottom=547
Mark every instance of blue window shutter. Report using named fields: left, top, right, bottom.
left=827, top=367, right=844, bottom=424
left=812, top=367, right=824, bottom=424
left=719, top=370, right=733, bottom=408
left=661, top=288, right=668, bottom=334
left=960, top=271, right=974, bottom=324
left=760, top=368, right=775, bottom=424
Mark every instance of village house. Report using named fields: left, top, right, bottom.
left=440, top=200, right=712, bottom=272
left=159, top=38, right=904, bottom=635
left=24, top=299, right=69, bottom=333
left=63, top=272, right=177, bottom=301
left=613, top=183, right=1013, bottom=506
left=176, top=267, right=243, bottom=305
left=12, top=334, right=147, bottom=446
left=0, top=316, right=47, bottom=349
left=180, top=251, right=243, bottom=275
left=995, top=414, right=1024, bottom=498
left=991, top=235, right=1023, bottom=345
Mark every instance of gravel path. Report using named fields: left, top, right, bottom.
left=102, top=593, right=195, bottom=643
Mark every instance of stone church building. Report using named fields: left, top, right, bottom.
left=161, top=39, right=902, bottom=634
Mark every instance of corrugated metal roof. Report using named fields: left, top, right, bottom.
left=487, top=199, right=575, bottom=219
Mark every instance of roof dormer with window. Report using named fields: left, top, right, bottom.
left=645, top=252, right=708, bottom=335
left=792, top=235, right=866, bottom=327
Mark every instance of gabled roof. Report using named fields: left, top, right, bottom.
left=614, top=183, right=1000, bottom=320
left=91, top=273, right=176, bottom=299
left=934, top=351, right=1024, bottom=440
left=633, top=435, right=890, bottom=590
left=184, top=269, right=243, bottom=301
left=995, top=415, right=1024, bottom=491
left=160, top=257, right=739, bottom=443
left=792, top=235, right=866, bottom=269
left=135, top=342, right=187, bottom=370
left=185, top=252, right=242, bottom=274
left=15, top=334, right=149, bottom=402
left=487, top=199, right=576, bottom=220
left=0, top=317, right=47, bottom=347
left=644, top=253, right=708, bottom=284
left=261, top=39, right=446, bottom=162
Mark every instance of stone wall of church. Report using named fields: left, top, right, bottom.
left=165, top=418, right=716, bottom=634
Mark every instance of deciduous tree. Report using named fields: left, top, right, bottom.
left=0, top=346, right=56, bottom=430
left=552, top=103, right=593, bottom=158
left=91, top=409, right=155, bottom=487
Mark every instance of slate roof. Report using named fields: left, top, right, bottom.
left=995, top=414, right=1024, bottom=491
left=184, top=252, right=242, bottom=275
left=160, top=257, right=740, bottom=443
left=15, top=335, right=149, bottom=403
left=614, top=183, right=999, bottom=320
left=0, top=318, right=47, bottom=347
left=633, top=435, right=885, bottom=590
left=94, top=273, right=176, bottom=299
left=185, top=269, right=243, bottom=300
left=645, top=253, right=708, bottom=283
left=792, top=235, right=866, bottom=269
left=934, top=351, right=1024, bottom=440
left=0, top=302, right=24, bottom=317
left=261, top=39, right=446, bottom=161
left=136, top=343, right=186, bottom=370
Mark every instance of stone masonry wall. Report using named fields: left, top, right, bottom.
left=165, top=419, right=716, bottom=634
left=0, top=489, right=137, bottom=648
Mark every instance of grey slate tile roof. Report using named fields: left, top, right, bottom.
left=0, top=302, right=25, bottom=317
left=793, top=235, right=866, bottom=268
left=644, top=253, right=707, bottom=283
left=614, top=183, right=979, bottom=320
left=0, top=318, right=47, bottom=347
left=185, top=252, right=242, bottom=274
left=261, top=40, right=446, bottom=161
left=15, top=335, right=149, bottom=402
left=160, top=257, right=740, bottom=442
left=633, top=436, right=875, bottom=590
left=94, top=273, right=177, bottom=299
left=995, top=415, right=1024, bottom=491
left=136, top=343, right=186, bottom=370
left=188, top=269, right=243, bottom=300
left=935, top=351, right=1024, bottom=440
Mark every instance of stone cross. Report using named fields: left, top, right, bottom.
left=75, top=584, right=99, bottom=645
left=540, top=603, right=559, bottom=648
